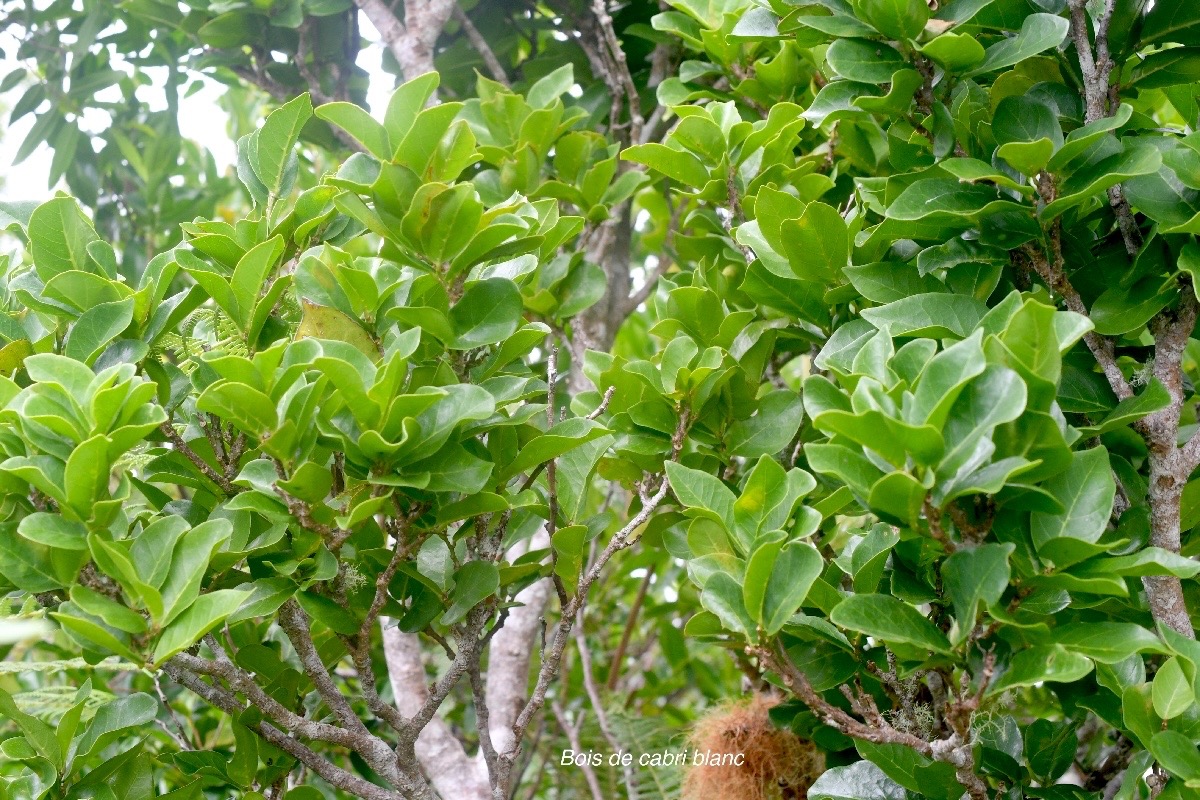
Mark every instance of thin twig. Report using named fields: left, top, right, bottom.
left=453, top=4, right=509, bottom=85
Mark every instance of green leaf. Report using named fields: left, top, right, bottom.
left=967, top=13, right=1070, bottom=76
left=130, top=517, right=191, bottom=590
left=1025, top=719, right=1077, bottom=783
left=1043, top=143, right=1162, bottom=220
left=74, top=693, right=158, bottom=761
left=226, top=577, right=297, bottom=625
left=296, top=302, right=379, bottom=358
left=666, top=461, right=737, bottom=533
left=1131, top=48, right=1200, bottom=90
left=384, top=73, right=441, bottom=149
left=28, top=196, right=102, bottom=282
left=64, top=434, right=112, bottom=519
left=851, top=0, right=929, bottom=39
left=621, top=143, right=711, bottom=187
left=152, top=589, right=250, bottom=665
left=70, top=585, right=146, bottom=634
left=1070, top=548, right=1200, bottom=579
left=552, top=524, right=586, bottom=594
left=830, top=594, right=952, bottom=655
left=854, top=741, right=960, bottom=800
left=1030, top=447, right=1115, bottom=554
left=826, top=39, right=906, bottom=83
left=250, top=93, right=313, bottom=199
left=1090, top=276, right=1176, bottom=336
left=988, top=645, right=1094, bottom=695
left=727, top=390, right=805, bottom=457
left=1143, top=0, right=1200, bottom=47
left=159, top=519, right=233, bottom=626
left=886, top=179, right=1001, bottom=221
left=196, top=381, right=278, bottom=436
left=0, top=685, right=61, bottom=767
left=860, top=293, right=987, bottom=338
left=527, top=64, right=574, bottom=108
left=314, top=102, right=391, bottom=159
left=1150, top=730, right=1200, bottom=784
left=64, top=298, right=135, bottom=365
left=441, top=561, right=500, bottom=625
left=941, top=543, right=1013, bottom=645
left=17, top=513, right=89, bottom=551
left=449, top=278, right=523, bottom=349
left=700, top=571, right=756, bottom=636
left=808, top=760, right=908, bottom=800
left=1153, top=656, right=1195, bottom=720
left=747, top=542, right=824, bottom=635
left=936, top=365, right=1027, bottom=480
left=1055, top=622, right=1167, bottom=663
left=993, top=97, right=1061, bottom=175
left=781, top=202, right=848, bottom=283
left=229, top=236, right=285, bottom=329
left=867, top=472, right=926, bottom=528
left=920, top=33, right=985, bottom=72
left=503, top=417, right=610, bottom=481
left=0, top=529, right=82, bottom=592
left=1080, top=378, right=1170, bottom=435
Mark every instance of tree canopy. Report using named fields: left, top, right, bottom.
left=4, top=0, right=1200, bottom=799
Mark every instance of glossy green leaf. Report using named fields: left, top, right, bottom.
left=830, top=594, right=952, bottom=655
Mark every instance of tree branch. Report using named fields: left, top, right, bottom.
left=497, top=410, right=689, bottom=787
left=755, top=643, right=989, bottom=800
left=484, top=550, right=553, bottom=755
left=605, top=563, right=654, bottom=690
left=1142, top=288, right=1199, bottom=639
left=1067, top=0, right=1141, bottom=256
left=453, top=4, right=509, bottom=86
left=159, top=422, right=239, bottom=495
left=574, top=613, right=639, bottom=800
left=591, top=0, right=643, bottom=146
left=277, top=600, right=379, bottom=740
left=382, top=624, right=492, bottom=799
left=163, top=659, right=408, bottom=800
left=355, top=0, right=456, bottom=82
left=551, top=701, right=606, bottom=800
left=1021, top=240, right=1133, bottom=401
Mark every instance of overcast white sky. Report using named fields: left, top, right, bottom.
left=0, top=12, right=393, bottom=202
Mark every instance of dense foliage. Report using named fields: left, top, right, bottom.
left=5, top=0, right=1200, bottom=798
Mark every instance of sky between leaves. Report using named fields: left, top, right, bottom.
left=0, top=6, right=396, bottom=201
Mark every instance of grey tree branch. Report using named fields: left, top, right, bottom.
left=606, top=563, right=654, bottom=691
left=468, top=659, right=502, bottom=792
left=484, top=551, right=553, bottom=755
left=383, top=623, right=493, bottom=800
left=225, top=63, right=366, bottom=154
left=453, top=4, right=509, bottom=86
left=277, top=600, right=378, bottom=740
left=755, top=643, right=990, bottom=800
left=1067, top=0, right=1141, bottom=256
left=591, top=0, right=643, bottom=146
left=551, top=701, right=606, bottom=800
left=574, top=614, right=639, bottom=800
left=159, top=422, right=239, bottom=495
left=163, top=659, right=408, bottom=800
left=1028, top=192, right=1194, bottom=638
left=1142, top=289, right=1199, bottom=639
left=1021, top=241, right=1133, bottom=401
left=354, top=0, right=456, bottom=82
left=496, top=411, right=689, bottom=791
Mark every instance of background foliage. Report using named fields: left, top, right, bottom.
left=4, top=0, right=1200, bottom=799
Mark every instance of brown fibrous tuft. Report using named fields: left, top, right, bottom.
left=681, top=694, right=825, bottom=800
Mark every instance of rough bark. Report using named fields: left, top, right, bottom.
left=383, top=624, right=493, bottom=800
left=355, top=0, right=457, bottom=81
left=484, top=576, right=553, bottom=756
